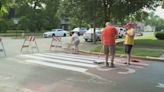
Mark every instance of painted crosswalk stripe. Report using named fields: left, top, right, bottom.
left=45, top=53, right=104, bottom=60
left=35, top=53, right=96, bottom=64
left=118, top=68, right=136, bottom=74
left=50, top=53, right=149, bottom=66
left=44, top=53, right=103, bottom=62
left=26, top=60, right=87, bottom=73
left=20, top=55, right=98, bottom=68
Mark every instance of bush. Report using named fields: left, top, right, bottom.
left=155, top=32, right=164, bottom=40
left=0, top=19, right=8, bottom=32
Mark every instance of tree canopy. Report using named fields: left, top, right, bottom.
left=0, top=0, right=163, bottom=32
left=60, top=0, right=162, bottom=27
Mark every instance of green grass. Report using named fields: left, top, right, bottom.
left=136, top=35, right=156, bottom=40
left=92, top=45, right=163, bottom=57
left=117, top=36, right=164, bottom=48
left=134, top=39, right=164, bottom=47
left=116, top=47, right=162, bottom=57
left=92, top=35, right=164, bottom=57
left=134, top=36, right=164, bottom=48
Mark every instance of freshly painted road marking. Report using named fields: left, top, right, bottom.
left=46, top=53, right=103, bottom=60
left=35, top=53, right=94, bottom=64
left=26, top=60, right=87, bottom=73
left=10, top=53, right=148, bottom=75
left=20, top=55, right=98, bottom=68
left=118, top=68, right=136, bottom=74
left=96, top=66, right=114, bottom=71
left=156, top=83, right=164, bottom=88
left=45, top=53, right=102, bottom=62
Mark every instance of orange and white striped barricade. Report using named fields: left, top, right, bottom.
left=49, top=36, right=62, bottom=50
left=20, top=36, right=39, bottom=53
left=0, top=38, right=6, bottom=56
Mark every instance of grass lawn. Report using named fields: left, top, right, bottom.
left=117, top=36, right=164, bottom=48
left=92, top=45, right=163, bottom=57
left=92, top=36, right=164, bottom=57
left=134, top=36, right=164, bottom=48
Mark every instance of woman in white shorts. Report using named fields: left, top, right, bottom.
left=71, top=32, right=80, bottom=54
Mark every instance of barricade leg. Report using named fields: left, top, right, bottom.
left=49, top=38, right=53, bottom=50
left=34, top=40, right=39, bottom=52
left=49, top=37, right=63, bottom=51
left=20, top=39, right=27, bottom=52
left=1, top=41, right=6, bottom=56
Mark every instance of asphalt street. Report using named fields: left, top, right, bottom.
left=0, top=35, right=163, bottom=92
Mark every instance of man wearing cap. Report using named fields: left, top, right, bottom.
left=101, top=22, right=118, bottom=67
left=124, top=22, right=135, bottom=65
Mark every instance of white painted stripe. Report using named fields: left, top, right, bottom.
left=35, top=53, right=95, bottom=64
left=44, top=53, right=102, bottom=62
left=45, top=53, right=102, bottom=60
left=118, top=68, right=136, bottom=74
left=26, top=60, right=87, bottom=73
left=156, top=83, right=164, bottom=88
left=20, top=55, right=98, bottom=68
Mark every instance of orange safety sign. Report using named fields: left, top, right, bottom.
left=49, top=36, right=62, bottom=50
left=0, top=38, right=6, bottom=56
left=20, top=36, right=39, bottom=53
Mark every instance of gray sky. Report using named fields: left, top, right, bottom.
left=154, top=6, right=164, bottom=19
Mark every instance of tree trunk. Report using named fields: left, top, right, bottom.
left=102, top=0, right=112, bottom=23
left=0, top=1, right=2, bottom=11
left=93, top=0, right=98, bottom=44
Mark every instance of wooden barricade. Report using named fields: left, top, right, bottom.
left=49, top=36, right=62, bottom=50
left=20, top=36, right=39, bottom=53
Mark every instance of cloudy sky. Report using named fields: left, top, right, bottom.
left=154, top=6, right=164, bottom=19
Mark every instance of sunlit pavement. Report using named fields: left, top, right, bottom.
left=0, top=52, right=164, bottom=92
left=0, top=35, right=164, bottom=92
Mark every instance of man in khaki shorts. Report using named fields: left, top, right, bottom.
left=101, top=22, right=118, bottom=67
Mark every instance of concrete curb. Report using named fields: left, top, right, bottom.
left=79, top=50, right=164, bottom=62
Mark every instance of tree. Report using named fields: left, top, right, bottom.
left=15, top=0, right=60, bottom=32
left=61, top=0, right=161, bottom=25
left=144, top=12, right=164, bottom=32
left=60, top=0, right=161, bottom=43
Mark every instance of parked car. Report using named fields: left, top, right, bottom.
left=70, top=27, right=87, bottom=36
left=115, top=27, right=126, bottom=38
left=43, top=29, right=67, bottom=38
left=83, top=28, right=102, bottom=42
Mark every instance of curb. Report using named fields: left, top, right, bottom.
left=79, top=50, right=164, bottom=62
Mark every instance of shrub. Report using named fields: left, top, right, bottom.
left=155, top=32, right=164, bottom=40
left=0, top=19, right=8, bottom=32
